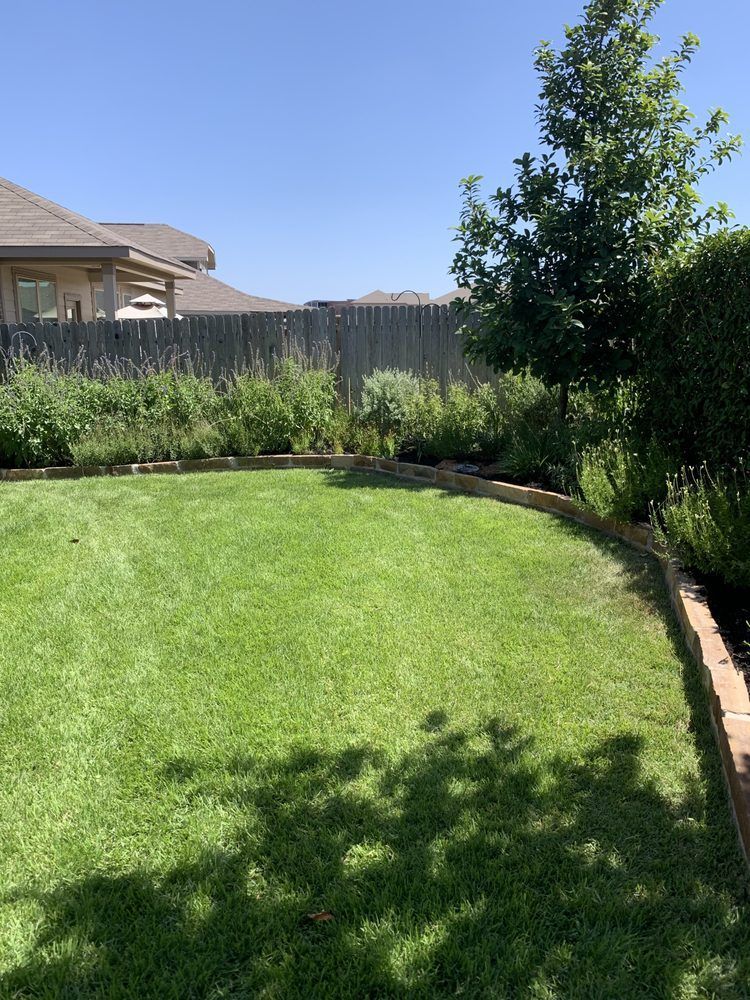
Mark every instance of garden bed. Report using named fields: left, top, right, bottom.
left=1, top=468, right=748, bottom=997
left=698, top=574, right=750, bottom=686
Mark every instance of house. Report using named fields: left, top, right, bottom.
left=303, top=290, right=433, bottom=313
left=432, top=288, right=472, bottom=306
left=304, top=298, right=354, bottom=312
left=0, top=177, right=299, bottom=325
left=353, top=289, right=431, bottom=307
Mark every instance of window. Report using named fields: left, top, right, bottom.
left=18, top=277, right=58, bottom=323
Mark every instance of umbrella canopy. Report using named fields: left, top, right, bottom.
left=130, top=293, right=166, bottom=306
left=116, top=293, right=182, bottom=320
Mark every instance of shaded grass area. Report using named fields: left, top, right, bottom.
left=0, top=470, right=748, bottom=998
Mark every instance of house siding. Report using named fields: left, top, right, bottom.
left=52, top=267, right=98, bottom=322
left=0, top=263, right=95, bottom=324
left=0, top=266, right=153, bottom=324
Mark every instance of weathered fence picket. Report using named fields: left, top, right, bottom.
left=0, top=305, right=494, bottom=397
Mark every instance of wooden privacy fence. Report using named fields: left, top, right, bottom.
left=0, top=305, right=495, bottom=398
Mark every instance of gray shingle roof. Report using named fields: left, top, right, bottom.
left=177, top=270, right=300, bottom=313
left=101, top=223, right=215, bottom=266
left=100, top=217, right=298, bottom=312
left=0, top=177, right=184, bottom=270
left=0, top=176, right=125, bottom=247
left=0, top=177, right=298, bottom=312
left=353, top=289, right=431, bottom=306
left=432, top=288, right=473, bottom=306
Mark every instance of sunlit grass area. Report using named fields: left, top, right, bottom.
left=0, top=470, right=748, bottom=998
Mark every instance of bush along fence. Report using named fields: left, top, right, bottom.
left=0, top=305, right=495, bottom=401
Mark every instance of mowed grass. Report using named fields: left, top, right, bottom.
left=0, top=470, right=748, bottom=999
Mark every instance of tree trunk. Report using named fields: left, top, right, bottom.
left=558, top=382, right=570, bottom=422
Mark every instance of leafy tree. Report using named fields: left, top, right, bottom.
left=451, top=0, right=741, bottom=418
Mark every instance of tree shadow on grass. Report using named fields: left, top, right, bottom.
left=4, top=712, right=750, bottom=999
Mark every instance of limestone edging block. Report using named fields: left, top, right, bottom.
left=718, top=717, right=750, bottom=856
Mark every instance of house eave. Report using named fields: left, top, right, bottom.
left=0, top=245, right=195, bottom=280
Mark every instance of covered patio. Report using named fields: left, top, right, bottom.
left=0, top=177, right=195, bottom=325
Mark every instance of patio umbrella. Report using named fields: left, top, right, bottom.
left=116, top=293, right=182, bottom=320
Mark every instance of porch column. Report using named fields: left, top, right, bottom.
left=165, top=279, right=177, bottom=319
left=101, top=262, right=117, bottom=321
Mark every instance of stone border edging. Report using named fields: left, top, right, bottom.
left=3, top=452, right=749, bottom=864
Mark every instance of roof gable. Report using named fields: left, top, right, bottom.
left=101, top=223, right=215, bottom=268
left=432, top=288, right=473, bottom=306
left=353, top=289, right=431, bottom=305
left=0, top=177, right=187, bottom=271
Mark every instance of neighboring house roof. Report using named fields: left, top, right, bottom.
left=101, top=223, right=216, bottom=269
left=432, top=288, right=473, bottom=306
left=353, top=289, right=431, bottom=306
left=176, top=269, right=300, bottom=314
left=0, top=177, right=192, bottom=277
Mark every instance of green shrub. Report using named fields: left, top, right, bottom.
left=223, top=359, right=336, bottom=457
left=356, top=369, right=569, bottom=478
left=97, top=370, right=219, bottom=427
left=0, top=361, right=102, bottom=467
left=473, top=383, right=505, bottom=457
left=403, top=379, right=443, bottom=460
left=223, top=377, right=291, bottom=456
left=275, top=356, right=336, bottom=448
left=496, top=420, right=573, bottom=493
left=0, top=346, right=342, bottom=468
left=641, top=229, right=750, bottom=469
left=360, top=369, right=420, bottom=437
left=0, top=354, right=223, bottom=468
left=70, top=419, right=224, bottom=466
left=495, top=372, right=559, bottom=444
left=340, top=415, right=397, bottom=458
left=415, top=382, right=487, bottom=459
left=70, top=421, right=145, bottom=467
left=404, top=380, right=505, bottom=460
left=480, top=373, right=573, bottom=490
left=652, top=464, right=750, bottom=588
left=577, top=438, right=673, bottom=523
left=326, top=406, right=353, bottom=455
left=568, top=380, right=643, bottom=451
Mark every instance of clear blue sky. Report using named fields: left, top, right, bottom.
left=4, top=0, right=748, bottom=304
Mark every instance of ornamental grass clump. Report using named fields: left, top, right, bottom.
left=70, top=419, right=225, bottom=467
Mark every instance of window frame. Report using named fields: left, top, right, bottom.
left=13, top=269, right=59, bottom=324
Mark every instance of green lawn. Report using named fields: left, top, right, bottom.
left=0, top=469, right=748, bottom=998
